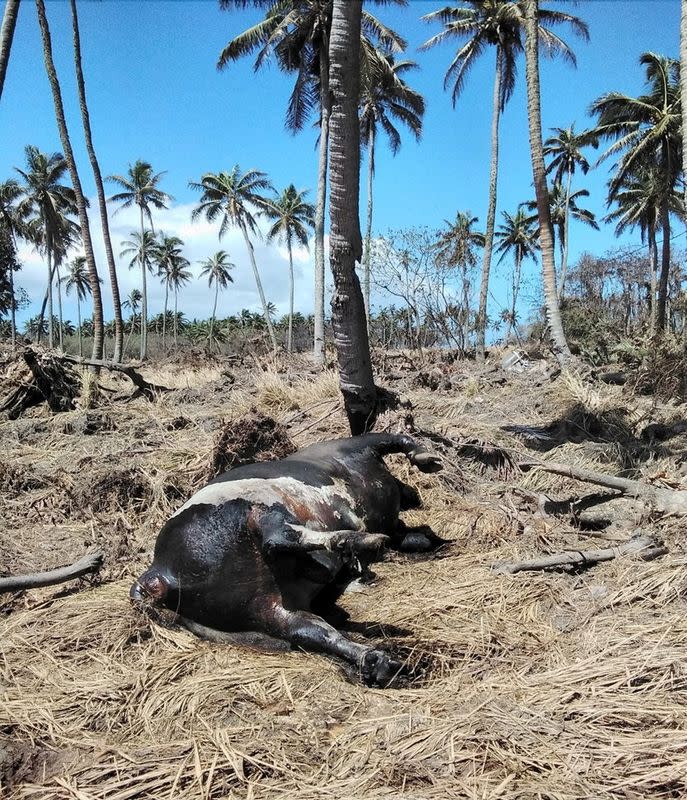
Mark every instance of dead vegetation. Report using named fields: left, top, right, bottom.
left=2, top=347, right=687, bottom=798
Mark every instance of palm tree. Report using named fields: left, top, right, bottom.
left=217, top=0, right=405, bottom=365
left=166, top=249, right=192, bottom=349
left=35, top=0, right=105, bottom=360
left=0, top=178, right=28, bottom=348
left=589, top=53, right=682, bottom=333
left=122, top=287, right=142, bottom=357
left=199, top=250, right=235, bottom=348
left=62, top=255, right=91, bottom=356
left=422, top=0, right=587, bottom=362
left=69, top=0, right=124, bottom=362
left=523, top=0, right=572, bottom=365
left=16, top=146, right=78, bottom=349
left=494, top=208, right=538, bottom=342
left=108, top=160, right=171, bottom=358
left=359, top=49, right=424, bottom=322
left=0, top=0, right=19, bottom=102
left=152, top=233, right=186, bottom=352
left=543, top=125, right=591, bottom=298
left=263, top=184, right=315, bottom=353
left=190, top=166, right=278, bottom=352
left=328, top=0, right=376, bottom=434
left=120, top=229, right=157, bottom=349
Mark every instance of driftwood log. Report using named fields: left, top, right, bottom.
left=492, top=534, right=666, bottom=575
left=0, top=551, right=103, bottom=592
left=57, top=355, right=168, bottom=400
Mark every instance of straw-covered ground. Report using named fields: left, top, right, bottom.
left=2, top=349, right=687, bottom=799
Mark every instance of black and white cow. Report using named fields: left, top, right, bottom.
left=130, top=433, right=442, bottom=685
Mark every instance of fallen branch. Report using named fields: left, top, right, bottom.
left=492, top=534, right=666, bottom=575
left=520, top=459, right=687, bottom=516
left=57, top=354, right=168, bottom=400
left=0, top=551, right=104, bottom=592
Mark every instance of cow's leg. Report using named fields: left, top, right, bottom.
left=267, top=605, right=402, bottom=686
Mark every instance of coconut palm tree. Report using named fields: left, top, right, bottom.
left=0, top=0, right=19, bottom=102
left=35, top=0, right=105, bottom=360
left=494, top=208, right=539, bottom=342
left=422, top=0, right=587, bottom=362
left=152, top=233, right=186, bottom=352
left=69, top=0, right=124, bottom=362
left=122, top=287, right=142, bottom=357
left=543, top=125, right=591, bottom=298
left=217, top=0, right=405, bottom=365
left=190, top=166, right=278, bottom=352
left=199, top=250, right=235, bottom=348
left=523, top=0, right=572, bottom=365
left=328, top=0, right=376, bottom=433
left=166, top=250, right=192, bottom=349
left=108, top=160, right=171, bottom=358
left=0, top=178, right=29, bottom=348
left=62, top=255, right=91, bottom=356
left=120, top=229, right=157, bottom=349
left=589, top=53, right=682, bottom=333
left=263, top=184, right=315, bottom=353
left=359, top=49, right=424, bottom=322
left=16, top=146, right=78, bottom=349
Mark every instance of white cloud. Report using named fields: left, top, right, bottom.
left=14, top=199, right=318, bottom=327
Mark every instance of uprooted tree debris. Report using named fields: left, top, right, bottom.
left=0, top=347, right=80, bottom=419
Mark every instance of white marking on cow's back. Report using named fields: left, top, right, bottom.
left=171, top=475, right=362, bottom=529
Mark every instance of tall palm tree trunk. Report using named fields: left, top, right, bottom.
left=681, top=0, right=687, bottom=348
left=476, top=46, right=503, bottom=363
left=505, top=250, right=523, bottom=343
left=7, top=230, right=16, bottom=349
left=523, top=0, right=571, bottom=367
left=46, top=239, right=54, bottom=349
left=139, top=206, right=148, bottom=360
left=239, top=220, right=278, bottom=353
left=0, top=0, right=19, bottom=102
left=77, top=294, right=82, bottom=357
left=36, top=0, right=104, bottom=361
left=174, top=290, right=179, bottom=349
left=162, top=282, right=169, bottom=353
left=558, top=166, right=574, bottom=299
left=328, top=0, right=376, bottom=435
left=287, top=242, right=294, bottom=354
left=69, top=0, right=124, bottom=362
left=313, top=38, right=331, bottom=365
left=209, top=282, right=218, bottom=348
left=55, top=262, right=64, bottom=350
left=656, top=203, right=671, bottom=332
left=648, top=226, right=658, bottom=334
left=362, top=124, right=375, bottom=325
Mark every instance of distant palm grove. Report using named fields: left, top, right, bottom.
left=1, top=0, right=686, bottom=372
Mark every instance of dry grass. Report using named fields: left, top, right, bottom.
left=3, top=358, right=687, bottom=798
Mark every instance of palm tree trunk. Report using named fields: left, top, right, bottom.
left=174, top=289, right=178, bottom=349
left=681, top=0, right=687, bottom=348
left=0, top=0, right=19, bottom=102
left=46, top=241, right=54, bottom=350
left=476, top=46, right=503, bottom=364
left=8, top=234, right=16, bottom=349
left=69, top=0, right=124, bottom=363
left=362, top=124, right=375, bottom=325
left=523, top=0, right=572, bottom=367
left=77, top=294, right=82, bottom=357
left=209, top=282, right=218, bottom=349
left=655, top=202, right=671, bottom=332
left=288, top=241, right=294, bottom=354
left=313, top=35, right=331, bottom=365
left=239, top=220, right=278, bottom=353
left=139, top=206, right=148, bottom=360
left=506, top=250, right=523, bottom=343
left=558, top=166, right=574, bottom=299
left=35, top=0, right=104, bottom=362
left=648, top=225, right=658, bottom=334
left=162, top=281, right=169, bottom=354
left=328, top=0, right=376, bottom=435
left=56, top=262, right=64, bottom=351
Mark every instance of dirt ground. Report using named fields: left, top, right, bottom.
left=2, top=348, right=687, bottom=799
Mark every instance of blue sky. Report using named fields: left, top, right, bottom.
left=0, top=0, right=682, bottom=330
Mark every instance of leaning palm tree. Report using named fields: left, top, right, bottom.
left=62, top=255, right=91, bottom=356
left=108, top=160, right=171, bottom=358
left=35, top=0, right=105, bottom=360
left=359, top=48, right=424, bottom=321
left=199, top=251, right=235, bottom=348
left=217, top=0, right=405, bottom=364
left=152, top=233, right=185, bottom=352
left=589, top=52, right=682, bottom=333
left=422, top=0, right=588, bottom=362
left=523, top=0, right=572, bottom=365
left=16, top=146, right=77, bottom=349
left=543, top=125, right=591, bottom=299
left=190, top=166, right=278, bottom=352
left=494, top=208, right=539, bottom=342
left=0, top=0, right=20, bottom=102
left=263, top=185, right=315, bottom=353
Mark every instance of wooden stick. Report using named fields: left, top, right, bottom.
left=492, top=535, right=666, bottom=575
left=0, top=551, right=103, bottom=592
left=57, top=354, right=168, bottom=399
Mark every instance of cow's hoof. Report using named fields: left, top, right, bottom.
left=410, top=451, right=443, bottom=473
left=361, top=648, right=402, bottom=687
